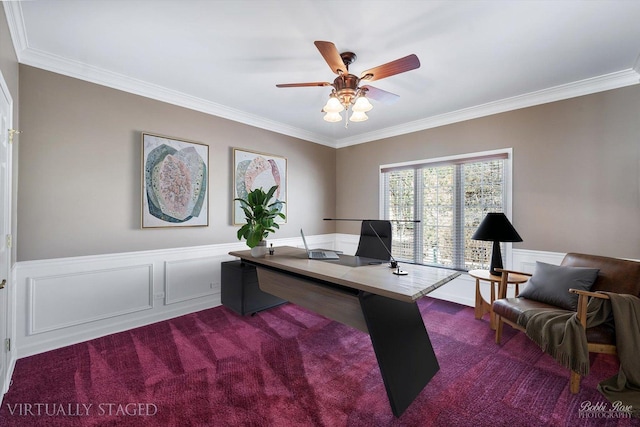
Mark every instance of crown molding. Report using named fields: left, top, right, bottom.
left=18, top=47, right=336, bottom=148
left=334, top=68, right=640, bottom=148
left=6, top=0, right=639, bottom=150
left=20, top=44, right=638, bottom=150
left=3, top=1, right=28, bottom=55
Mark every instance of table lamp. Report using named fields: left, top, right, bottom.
left=471, top=213, right=522, bottom=276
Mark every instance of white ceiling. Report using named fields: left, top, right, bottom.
left=5, top=0, right=640, bottom=148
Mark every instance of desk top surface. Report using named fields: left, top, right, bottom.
left=229, top=246, right=461, bottom=303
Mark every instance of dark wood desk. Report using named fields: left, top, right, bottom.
left=229, top=246, right=460, bottom=417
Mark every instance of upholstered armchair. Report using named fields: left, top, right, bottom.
left=492, top=253, right=640, bottom=393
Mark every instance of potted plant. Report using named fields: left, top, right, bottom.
left=235, top=185, right=286, bottom=256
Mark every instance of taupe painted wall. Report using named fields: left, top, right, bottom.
left=15, top=62, right=640, bottom=261
left=18, top=65, right=336, bottom=261
left=336, top=86, right=640, bottom=259
left=0, top=3, right=19, bottom=265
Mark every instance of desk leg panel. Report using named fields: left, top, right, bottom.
left=256, top=267, right=369, bottom=333
left=359, top=293, right=439, bottom=417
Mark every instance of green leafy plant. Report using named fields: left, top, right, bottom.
left=235, top=185, right=286, bottom=248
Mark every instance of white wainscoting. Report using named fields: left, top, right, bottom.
left=13, top=234, right=336, bottom=358
left=13, top=234, right=564, bottom=359
left=28, top=264, right=154, bottom=335
left=165, top=257, right=220, bottom=305
left=16, top=250, right=221, bottom=358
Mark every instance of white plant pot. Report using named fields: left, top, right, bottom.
left=250, top=241, right=268, bottom=258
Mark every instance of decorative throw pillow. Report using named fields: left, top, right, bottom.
left=517, top=261, right=600, bottom=311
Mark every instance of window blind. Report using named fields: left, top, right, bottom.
left=381, top=150, right=511, bottom=271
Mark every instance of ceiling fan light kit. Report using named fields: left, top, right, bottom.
left=322, top=96, right=344, bottom=113
left=349, top=110, right=369, bottom=122
left=277, top=41, right=420, bottom=127
left=352, top=96, right=373, bottom=113
left=323, top=111, right=343, bottom=123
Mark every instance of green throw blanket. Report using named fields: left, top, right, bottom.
left=517, top=292, right=640, bottom=417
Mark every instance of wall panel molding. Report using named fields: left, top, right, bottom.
left=28, top=264, right=153, bottom=335
left=512, top=248, right=565, bottom=274
left=165, top=255, right=224, bottom=305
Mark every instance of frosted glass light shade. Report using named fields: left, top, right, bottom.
left=322, top=97, right=344, bottom=113
left=349, top=111, right=368, bottom=122
left=323, top=111, right=342, bottom=122
left=352, top=96, right=373, bottom=112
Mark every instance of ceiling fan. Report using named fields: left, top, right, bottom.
left=276, top=41, right=420, bottom=124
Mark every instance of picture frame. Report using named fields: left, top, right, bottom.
left=142, top=132, right=209, bottom=228
left=233, top=148, right=287, bottom=225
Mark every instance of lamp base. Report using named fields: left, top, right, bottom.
left=489, top=240, right=504, bottom=276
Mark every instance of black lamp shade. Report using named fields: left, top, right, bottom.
left=472, top=213, right=522, bottom=276
left=472, top=213, right=522, bottom=242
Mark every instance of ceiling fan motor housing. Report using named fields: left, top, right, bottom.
left=333, top=74, right=360, bottom=106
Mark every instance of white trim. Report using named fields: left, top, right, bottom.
left=0, top=70, right=16, bottom=403
left=2, top=2, right=28, bottom=55
left=0, top=65, right=14, bottom=403
left=379, top=148, right=512, bottom=171
left=634, top=53, right=640, bottom=75
left=504, top=149, right=514, bottom=268
left=5, top=0, right=639, bottom=149
left=18, top=47, right=336, bottom=148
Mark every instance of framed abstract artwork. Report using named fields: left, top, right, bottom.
left=233, top=148, right=287, bottom=225
left=142, top=133, right=209, bottom=228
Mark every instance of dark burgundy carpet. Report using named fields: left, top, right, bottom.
left=0, top=298, right=635, bottom=426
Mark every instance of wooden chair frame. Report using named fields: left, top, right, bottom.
left=493, top=269, right=617, bottom=394
left=494, top=268, right=531, bottom=343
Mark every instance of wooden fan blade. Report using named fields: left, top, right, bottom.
left=360, top=54, right=420, bottom=82
left=360, top=85, right=399, bottom=104
left=314, top=41, right=347, bottom=75
left=276, top=82, right=332, bottom=88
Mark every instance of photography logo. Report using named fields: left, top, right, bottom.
left=579, top=401, right=633, bottom=419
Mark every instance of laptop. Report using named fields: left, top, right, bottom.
left=300, top=229, right=340, bottom=259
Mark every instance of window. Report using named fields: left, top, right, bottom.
left=381, top=150, right=512, bottom=271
